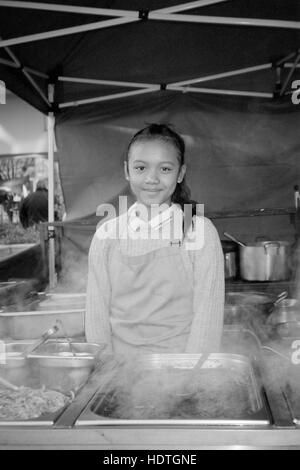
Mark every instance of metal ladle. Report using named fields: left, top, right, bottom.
left=223, top=232, right=247, bottom=247
left=23, top=322, right=60, bottom=357
left=175, top=353, right=210, bottom=398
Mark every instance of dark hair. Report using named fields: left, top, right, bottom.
left=126, top=123, right=197, bottom=215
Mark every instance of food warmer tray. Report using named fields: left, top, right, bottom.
left=0, top=393, right=72, bottom=427
left=0, top=341, right=102, bottom=427
left=74, top=353, right=271, bottom=427
left=281, top=377, right=300, bottom=427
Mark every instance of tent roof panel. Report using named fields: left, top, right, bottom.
left=0, top=0, right=299, bottom=113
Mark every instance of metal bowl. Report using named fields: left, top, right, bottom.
left=225, top=291, right=275, bottom=324
left=0, top=342, right=34, bottom=386
left=28, top=341, right=105, bottom=393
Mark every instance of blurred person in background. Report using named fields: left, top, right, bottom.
left=19, top=179, right=48, bottom=228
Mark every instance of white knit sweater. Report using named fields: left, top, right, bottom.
left=85, top=209, right=224, bottom=353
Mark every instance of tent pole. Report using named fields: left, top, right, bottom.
left=158, top=0, right=229, bottom=13
left=148, top=12, right=300, bottom=30
left=0, top=17, right=138, bottom=48
left=22, top=69, right=51, bottom=106
left=285, top=63, right=300, bottom=69
left=0, top=57, right=18, bottom=68
left=0, top=1, right=138, bottom=17
left=1, top=0, right=229, bottom=15
left=24, top=67, right=48, bottom=79
left=59, top=76, right=157, bottom=89
left=0, top=37, right=51, bottom=106
left=168, top=85, right=273, bottom=98
left=171, top=63, right=272, bottom=87
left=277, top=50, right=300, bottom=66
left=280, top=52, right=300, bottom=96
left=59, top=86, right=159, bottom=109
left=47, top=86, right=56, bottom=290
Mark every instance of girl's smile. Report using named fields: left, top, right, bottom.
left=125, top=140, right=186, bottom=208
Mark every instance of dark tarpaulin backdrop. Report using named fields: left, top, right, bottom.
left=56, top=91, right=300, bottom=219
left=55, top=91, right=300, bottom=288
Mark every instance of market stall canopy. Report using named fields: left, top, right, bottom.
left=0, top=0, right=299, bottom=113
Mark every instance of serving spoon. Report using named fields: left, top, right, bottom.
left=175, top=353, right=210, bottom=398
left=0, top=375, right=20, bottom=391
left=223, top=232, right=247, bottom=247
left=23, top=323, right=60, bottom=357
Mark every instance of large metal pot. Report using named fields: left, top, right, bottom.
left=221, top=241, right=238, bottom=280
left=239, top=241, right=292, bottom=281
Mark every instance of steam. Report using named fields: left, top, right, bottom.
left=92, top=354, right=255, bottom=421
left=55, top=246, right=88, bottom=294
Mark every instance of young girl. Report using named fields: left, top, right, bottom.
left=85, top=124, right=224, bottom=355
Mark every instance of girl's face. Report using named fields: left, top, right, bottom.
left=125, top=140, right=186, bottom=208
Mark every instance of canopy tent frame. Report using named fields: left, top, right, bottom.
left=1, top=1, right=300, bottom=50
left=47, top=85, right=56, bottom=289
left=280, top=52, right=300, bottom=96
left=0, top=0, right=230, bottom=15
left=0, top=1, right=299, bottom=289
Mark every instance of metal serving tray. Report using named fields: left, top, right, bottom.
left=0, top=341, right=105, bottom=427
left=0, top=342, right=73, bottom=427
left=0, top=397, right=72, bottom=427
left=280, top=374, right=300, bottom=427
left=75, top=353, right=271, bottom=427
left=27, top=340, right=104, bottom=394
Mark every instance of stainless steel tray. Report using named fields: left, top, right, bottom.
left=0, top=378, right=73, bottom=427
left=0, top=341, right=103, bottom=427
left=0, top=402, right=72, bottom=427
left=281, top=377, right=300, bottom=427
left=75, top=353, right=271, bottom=426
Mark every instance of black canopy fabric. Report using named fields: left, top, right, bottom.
left=1, top=0, right=300, bottom=113
left=0, top=0, right=300, bottom=229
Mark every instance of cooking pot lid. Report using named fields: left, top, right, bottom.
left=226, top=291, right=275, bottom=305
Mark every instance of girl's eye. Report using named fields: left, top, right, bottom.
left=161, top=167, right=172, bottom=173
left=134, top=166, right=145, bottom=172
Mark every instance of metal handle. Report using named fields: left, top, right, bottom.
left=223, top=232, right=246, bottom=247
left=263, top=241, right=281, bottom=255
left=24, top=323, right=60, bottom=357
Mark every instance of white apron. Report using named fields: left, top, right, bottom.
left=108, top=240, right=194, bottom=355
